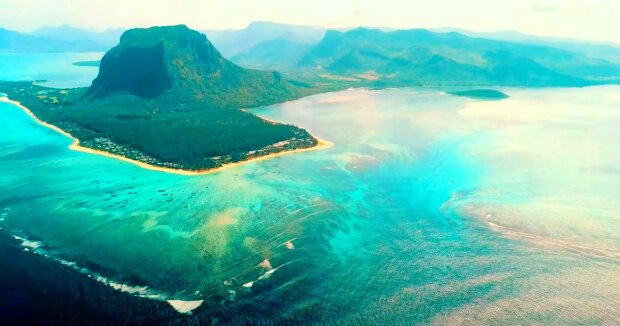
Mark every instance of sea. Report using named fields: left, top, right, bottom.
left=0, top=52, right=619, bottom=324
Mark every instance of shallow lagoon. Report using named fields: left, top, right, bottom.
left=0, top=57, right=619, bottom=322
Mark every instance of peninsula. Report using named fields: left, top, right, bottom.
left=0, top=25, right=331, bottom=172
left=2, top=24, right=620, bottom=174
left=448, top=89, right=509, bottom=99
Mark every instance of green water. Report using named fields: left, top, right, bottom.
left=1, top=86, right=619, bottom=323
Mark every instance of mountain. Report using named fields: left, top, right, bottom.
left=204, top=21, right=325, bottom=58
left=231, top=38, right=312, bottom=71
left=433, top=28, right=620, bottom=64
left=0, top=27, right=107, bottom=52
left=0, top=28, right=52, bottom=51
left=297, top=28, right=620, bottom=86
left=86, top=25, right=311, bottom=107
left=1, top=25, right=321, bottom=171
left=31, top=25, right=124, bottom=48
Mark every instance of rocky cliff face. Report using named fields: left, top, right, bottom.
left=85, top=25, right=302, bottom=108
left=87, top=25, right=220, bottom=99
left=88, top=41, right=170, bottom=98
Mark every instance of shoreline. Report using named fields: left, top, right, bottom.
left=0, top=97, right=333, bottom=176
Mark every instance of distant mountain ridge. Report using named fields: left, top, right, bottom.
left=5, top=21, right=620, bottom=85
left=294, top=28, right=620, bottom=86
left=31, top=24, right=124, bottom=47
left=231, top=38, right=312, bottom=70
left=203, top=23, right=620, bottom=86
left=0, top=27, right=106, bottom=52
left=204, top=21, right=325, bottom=58
left=0, top=25, right=122, bottom=52
left=3, top=23, right=620, bottom=173
left=432, top=27, right=620, bottom=64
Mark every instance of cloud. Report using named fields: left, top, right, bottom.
left=0, top=0, right=618, bottom=43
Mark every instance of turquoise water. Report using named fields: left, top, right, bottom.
left=0, top=55, right=619, bottom=323
left=0, top=52, right=102, bottom=88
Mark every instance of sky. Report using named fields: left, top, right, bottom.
left=1, top=0, right=618, bottom=44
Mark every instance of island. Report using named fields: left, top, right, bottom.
left=0, top=25, right=332, bottom=173
left=72, top=60, right=101, bottom=67
left=447, top=89, right=509, bottom=99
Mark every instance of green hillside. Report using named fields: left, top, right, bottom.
left=1, top=25, right=324, bottom=171
left=294, top=28, right=620, bottom=86
left=86, top=25, right=315, bottom=106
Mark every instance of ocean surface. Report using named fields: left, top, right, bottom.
left=0, top=52, right=102, bottom=88
left=0, top=54, right=619, bottom=324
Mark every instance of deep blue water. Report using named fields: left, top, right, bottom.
left=0, top=54, right=619, bottom=324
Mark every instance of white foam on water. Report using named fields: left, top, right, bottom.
left=166, top=299, right=203, bottom=314
left=8, top=232, right=200, bottom=308
left=13, top=235, right=43, bottom=249
left=245, top=262, right=294, bottom=288
left=21, top=239, right=43, bottom=249
left=258, top=267, right=277, bottom=281
left=93, top=275, right=161, bottom=299
left=59, top=259, right=77, bottom=267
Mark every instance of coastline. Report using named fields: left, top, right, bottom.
left=0, top=97, right=333, bottom=176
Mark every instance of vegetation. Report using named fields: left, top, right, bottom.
left=448, top=89, right=509, bottom=99
left=4, top=24, right=620, bottom=172
left=433, top=27, right=620, bottom=65
left=0, top=232, right=334, bottom=325
left=235, top=28, right=620, bottom=87
left=86, top=25, right=324, bottom=105
left=0, top=25, right=332, bottom=171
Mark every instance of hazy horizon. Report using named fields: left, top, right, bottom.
left=1, top=0, right=619, bottom=44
